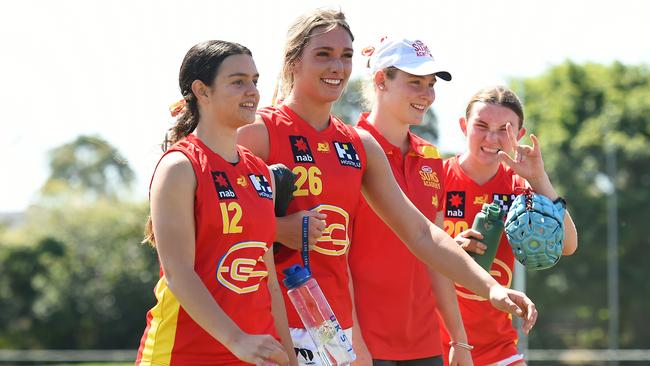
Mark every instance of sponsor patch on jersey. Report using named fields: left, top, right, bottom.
left=289, top=135, right=315, bottom=164
left=446, top=191, right=465, bottom=218
left=419, top=166, right=441, bottom=189
left=492, top=193, right=517, bottom=213
left=333, top=141, right=361, bottom=169
left=317, top=142, right=330, bottom=153
left=212, top=171, right=237, bottom=200
left=295, top=348, right=316, bottom=365
left=248, top=174, right=273, bottom=200
left=236, top=175, right=248, bottom=188
left=474, top=194, right=489, bottom=205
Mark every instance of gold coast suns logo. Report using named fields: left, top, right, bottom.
left=419, top=165, right=441, bottom=189
left=312, top=204, right=350, bottom=256
left=456, top=258, right=513, bottom=301
left=216, top=241, right=269, bottom=294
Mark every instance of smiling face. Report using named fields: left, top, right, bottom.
left=289, top=25, right=353, bottom=104
left=202, top=53, right=260, bottom=129
left=378, top=68, right=437, bottom=126
left=461, top=101, right=525, bottom=167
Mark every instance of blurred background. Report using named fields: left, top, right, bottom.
left=1, top=0, right=649, bottom=365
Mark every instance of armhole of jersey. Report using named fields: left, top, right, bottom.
left=346, top=122, right=368, bottom=175
left=257, top=111, right=277, bottom=164
left=148, top=144, right=200, bottom=200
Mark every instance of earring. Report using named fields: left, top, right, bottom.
left=378, top=83, right=384, bottom=90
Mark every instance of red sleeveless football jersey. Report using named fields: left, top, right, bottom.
left=257, top=104, right=366, bottom=329
left=440, top=155, right=527, bottom=365
left=136, top=134, right=277, bottom=366
left=349, top=114, right=445, bottom=360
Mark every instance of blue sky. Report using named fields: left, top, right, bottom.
left=2, top=0, right=649, bottom=212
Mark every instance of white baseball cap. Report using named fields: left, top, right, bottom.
left=366, top=37, right=451, bottom=81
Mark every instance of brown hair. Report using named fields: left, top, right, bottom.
left=144, top=40, right=252, bottom=246
left=274, top=8, right=354, bottom=103
left=164, top=40, right=252, bottom=151
left=465, top=85, right=524, bottom=129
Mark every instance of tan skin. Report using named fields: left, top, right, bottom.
left=347, top=68, right=472, bottom=366
left=238, top=25, right=538, bottom=361
left=150, top=54, right=293, bottom=366
left=455, top=101, right=579, bottom=366
left=456, top=102, right=578, bottom=258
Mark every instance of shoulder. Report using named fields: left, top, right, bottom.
left=152, top=151, right=196, bottom=191
left=356, top=127, right=377, bottom=147
left=237, top=116, right=270, bottom=161
left=356, top=128, right=384, bottom=161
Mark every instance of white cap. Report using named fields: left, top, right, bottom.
left=366, top=37, right=451, bottom=81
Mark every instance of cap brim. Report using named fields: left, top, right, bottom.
left=396, top=61, right=452, bottom=81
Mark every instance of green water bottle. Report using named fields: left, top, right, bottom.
left=470, top=202, right=505, bottom=271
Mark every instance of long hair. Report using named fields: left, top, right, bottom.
left=274, top=8, right=353, bottom=103
left=144, top=40, right=252, bottom=247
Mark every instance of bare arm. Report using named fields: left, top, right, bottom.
left=498, top=123, right=578, bottom=256
left=152, top=152, right=287, bottom=365
left=431, top=213, right=472, bottom=366
left=526, top=175, right=578, bottom=256
left=266, top=166, right=298, bottom=366
left=264, top=249, right=298, bottom=366
left=348, top=263, right=372, bottom=366
left=358, top=130, right=537, bottom=332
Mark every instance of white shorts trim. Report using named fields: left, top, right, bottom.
left=291, top=327, right=353, bottom=366
left=490, top=353, right=525, bottom=366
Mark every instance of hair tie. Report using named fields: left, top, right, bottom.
left=361, top=46, right=375, bottom=57
left=169, top=99, right=187, bottom=117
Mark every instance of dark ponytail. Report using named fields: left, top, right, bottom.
left=144, top=40, right=252, bottom=246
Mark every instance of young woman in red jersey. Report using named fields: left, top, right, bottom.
left=136, top=40, right=294, bottom=366
left=347, top=37, right=472, bottom=366
left=238, top=9, right=537, bottom=366
left=440, top=86, right=578, bottom=366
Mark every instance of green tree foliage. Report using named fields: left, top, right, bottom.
left=41, top=135, right=134, bottom=200
left=515, top=61, right=650, bottom=349
left=0, top=136, right=157, bottom=349
left=333, top=77, right=439, bottom=143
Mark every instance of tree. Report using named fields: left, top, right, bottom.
left=41, top=135, right=134, bottom=199
left=0, top=135, right=158, bottom=349
left=333, top=77, right=439, bottom=143
left=514, top=61, right=650, bottom=349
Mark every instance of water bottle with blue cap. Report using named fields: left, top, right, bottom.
left=282, top=216, right=355, bottom=366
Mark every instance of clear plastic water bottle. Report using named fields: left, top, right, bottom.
left=283, top=264, right=356, bottom=366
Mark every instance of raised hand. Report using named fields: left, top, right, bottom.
left=497, top=122, right=546, bottom=183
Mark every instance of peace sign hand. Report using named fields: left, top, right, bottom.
left=497, top=123, right=546, bottom=183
